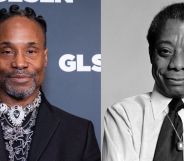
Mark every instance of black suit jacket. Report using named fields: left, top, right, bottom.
left=0, top=95, right=100, bottom=161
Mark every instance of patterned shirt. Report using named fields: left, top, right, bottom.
left=0, top=108, right=38, bottom=161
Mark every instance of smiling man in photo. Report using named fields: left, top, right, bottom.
left=103, top=3, right=184, bottom=161
left=0, top=5, right=100, bottom=161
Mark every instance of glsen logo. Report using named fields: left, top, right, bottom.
left=59, top=54, right=101, bottom=72
left=0, top=0, right=73, bottom=3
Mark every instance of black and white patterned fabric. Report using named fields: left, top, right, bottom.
left=0, top=108, right=38, bottom=161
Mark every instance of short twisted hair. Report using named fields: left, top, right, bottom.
left=0, top=4, right=47, bottom=47
left=147, top=3, right=184, bottom=55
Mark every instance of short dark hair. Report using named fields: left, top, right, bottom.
left=147, top=3, right=184, bottom=54
left=0, top=4, right=47, bottom=47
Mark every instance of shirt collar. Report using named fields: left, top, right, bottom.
left=151, top=85, right=172, bottom=120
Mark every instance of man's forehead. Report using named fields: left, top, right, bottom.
left=164, top=19, right=184, bottom=29
left=157, top=19, right=184, bottom=41
left=0, top=41, right=39, bottom=46
left=0, top=16, right=43, bottom=33
left=0, top=17, right=44, bottom=36
left=0, top=17, right=45, bottom=48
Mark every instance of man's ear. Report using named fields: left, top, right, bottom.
left=44, top=48, right=48, bottom=67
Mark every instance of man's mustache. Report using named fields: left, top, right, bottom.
left=5, top=69, right=36, bottom=78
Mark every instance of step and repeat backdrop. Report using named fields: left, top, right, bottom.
left=0, top=0, right=101, bottom=144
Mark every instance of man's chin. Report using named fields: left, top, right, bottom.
left=163, top=86, right=184, bottom=98
left=7, top=90, right=34, bottom=100
left=4, top=85, right=36, bottom=100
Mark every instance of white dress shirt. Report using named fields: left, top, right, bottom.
left=102, top=85, right=184, bottom=161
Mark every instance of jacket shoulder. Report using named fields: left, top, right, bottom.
left=49, top=104, right=92, bottom=128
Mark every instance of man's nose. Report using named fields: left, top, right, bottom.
left=169, top=49, right=184, bottom=71
left=11, top=52, right=28, bottom=69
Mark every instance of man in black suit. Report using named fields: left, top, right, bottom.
left=0, top=5, right=100, bottom=161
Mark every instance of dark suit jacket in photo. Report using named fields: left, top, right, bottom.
left=0, top=94, right=101, bottom=161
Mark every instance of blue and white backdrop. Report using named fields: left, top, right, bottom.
left=0, top=0, right=101, bottom=144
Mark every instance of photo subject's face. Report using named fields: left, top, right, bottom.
left=152, top=19, right=184, bottom=98
left=0, top=16, right=47, bottom=99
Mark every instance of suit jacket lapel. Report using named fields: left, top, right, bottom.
left=28, top=95, right=61, bottom=161
left=0, top=126, right=8, bottom=161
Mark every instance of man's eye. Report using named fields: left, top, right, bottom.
left=0, top=49, right=14, bottom=55
left=27, top=49, right=37, bottom=55
left=157, top=48, right=173, bottom=56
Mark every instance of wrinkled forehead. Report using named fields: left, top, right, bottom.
left=157, top=19, right=184, bottom=43
left=162, top=19, right=184, bottom=32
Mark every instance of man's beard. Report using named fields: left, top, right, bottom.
left=0, top=69, right=37, bottom=100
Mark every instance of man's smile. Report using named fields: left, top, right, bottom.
left=164, top=76, right=184, bottom=85
left=7, top=73, right=33, bottom=84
